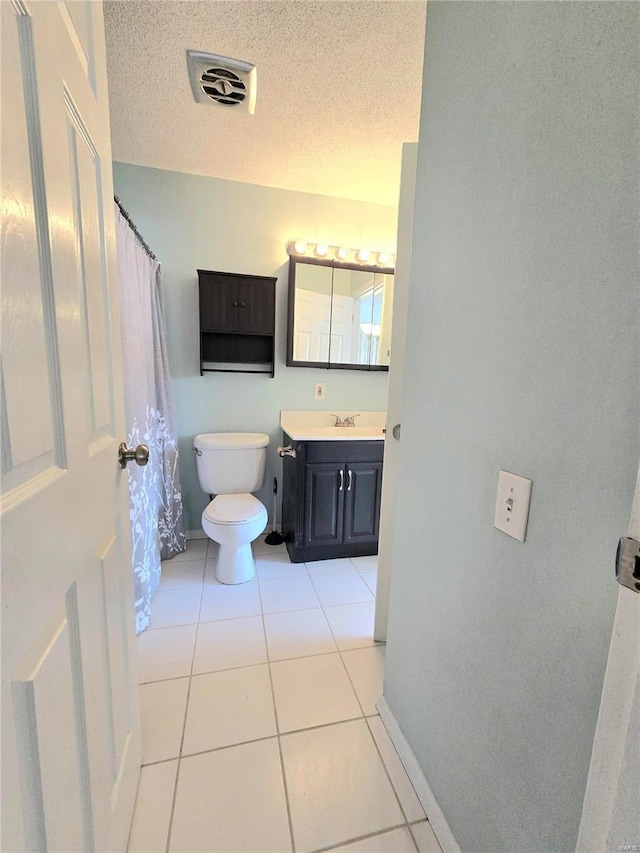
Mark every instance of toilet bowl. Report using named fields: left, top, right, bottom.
left=194, top=432, right=269, bottom=584
left=201, top=493, right=268, bottom=584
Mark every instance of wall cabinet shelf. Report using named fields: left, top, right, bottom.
left=198, top=269, right=276, bottom=377
left=281, top=435, right=383, bottom=562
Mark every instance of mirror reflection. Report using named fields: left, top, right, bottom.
left=287, top=257, right=394, bottom=370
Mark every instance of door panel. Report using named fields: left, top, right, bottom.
left=12, top=615, right=88, bottom=852
left=1, top=2, right=140, bottom=851
left=344, top=462, right=383, bottom=544
left=66, top=99, right=115, bottom=446
left=294, top=328, right=312, bottom=361
left=305, top=462, right=344, bottom=546
left=293, top=290, right=331, bottom=362
left=328, top=294, right=354, bottom=365
left=59, top=0, right=96, bottom=90
left=1, top=1, right=65, bottom=498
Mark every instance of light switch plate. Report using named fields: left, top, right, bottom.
left=494, top=470, right=532, bottom=542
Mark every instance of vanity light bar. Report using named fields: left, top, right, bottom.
left=287, top=241, right=395, bottom=267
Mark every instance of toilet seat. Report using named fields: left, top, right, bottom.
left=204, top=493, right=266, bottom=526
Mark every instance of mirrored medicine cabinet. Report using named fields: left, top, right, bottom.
left=286, top=256, right=395, bottom=371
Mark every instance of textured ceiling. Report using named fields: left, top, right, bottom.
left=104, top=1, right=426, bottom=206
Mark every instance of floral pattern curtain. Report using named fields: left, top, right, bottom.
left=115, top=203, right=186, bottom=634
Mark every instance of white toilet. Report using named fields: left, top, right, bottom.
left=193, top=432, right=269, bottom=584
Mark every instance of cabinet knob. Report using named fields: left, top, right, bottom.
left=232, top=301, right=238, bottom=307
left=338, top=469, right=344, bottom=491
left=240, top=301, right=246, bottom=308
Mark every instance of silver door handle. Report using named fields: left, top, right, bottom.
left=338, top=469, right=344, bottom=491
left=392, top=424, right=401, bottom=440
left=347, top=469, right=353, bottom=491
left=118, top=442, right=149, bottom=468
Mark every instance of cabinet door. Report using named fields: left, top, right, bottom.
left=304, top=463, right=345, bottom=547
left=238, top=279, right=275, bottom=334
left=200, top=274, right=239, bottom=331
left=343, top=462, right=383, bottom=544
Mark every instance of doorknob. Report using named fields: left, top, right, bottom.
left=118, top=442, right=149, bottom=469
left=392, top=424, right=401, bottom=440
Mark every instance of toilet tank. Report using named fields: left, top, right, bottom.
left=194, top=433, right=269, bottom=495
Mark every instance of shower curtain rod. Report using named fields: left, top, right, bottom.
left=114, top=195, right=158, bottom=261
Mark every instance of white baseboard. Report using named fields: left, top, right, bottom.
left=187, top=529, right=207, bottom=540
left=376, top=696, right=461, bottom=853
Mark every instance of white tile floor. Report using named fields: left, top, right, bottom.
left=129, top=537, right=442, bottom=853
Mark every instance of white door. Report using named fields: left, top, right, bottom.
left=375, top=143, right=418, bottom=641
left=576, top=465, right=640, bottom=853
left=1, top=2, right=140, bottom=851
left=294, top=289, right=331, bottom=362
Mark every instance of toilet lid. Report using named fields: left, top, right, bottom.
left=204, top=493, right=266, bottom=525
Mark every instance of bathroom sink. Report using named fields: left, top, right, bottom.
left=282, top=426, right=385, bottom=441
left=280, top=411, right=386, bottom=441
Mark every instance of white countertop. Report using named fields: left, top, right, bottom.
left=280, top=410, right=386, bottom=442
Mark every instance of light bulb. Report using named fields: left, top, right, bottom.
left=337, top=247, right=349, bottom=260
left=294, top=241, right=307, bottom=254
left=378, top=252, right=390, bottom=266
left=315, top=244, right=328, bottom=257
left=357, top=248, right=371, bottom=263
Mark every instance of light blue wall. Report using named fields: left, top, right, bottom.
left=113, top=164, right=397, bottom=530
left=384, top=3, right=638, bottom=852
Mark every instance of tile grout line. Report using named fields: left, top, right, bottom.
left=364, top=716, right=418, bottom=827
left=140, top=713, right=385, bottom=770
left=332, top=561, right=414, bottom=827
left=408, top=817, right=443, bottom=853
left=311, top=559, right=377, bottom=651
left=310, top=564, right=418, bottom=852
left=130, top=548, right=199, bottom=853
left=320, top=597, right=413, bottom=827
left=306, top=566, right=374, bottom=611
left=310, top=821, right=416, bottom=853
left=310, top=561, right=418, bottom=833
left=140, top=542, right=398, bottom=853
left=125, top=767, right=143, bottom=851
left=255, top=554, right=298, bottom=853
left=337, top=561, right=423, bottom=838
left=276, top=551, right=413, bottom=848
left=162, top=546, right=208, bottom=853
left=303, top=556, right=379, bottom=692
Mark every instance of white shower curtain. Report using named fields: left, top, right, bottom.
left=115, top=203, right=186, bottom=634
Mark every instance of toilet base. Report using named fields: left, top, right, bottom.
left=215, top=542, right=256, bottom=584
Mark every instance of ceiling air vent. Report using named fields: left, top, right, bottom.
left=186, top=50, right=257, bottom=114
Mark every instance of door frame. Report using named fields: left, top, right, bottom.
left=576, top=464, right=640, bottom=852
left=375, top=142, right=419, bottom=642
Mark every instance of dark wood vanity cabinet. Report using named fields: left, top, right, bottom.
left=198, top=269, right=276, bottom=376
left=282, top=437, right=383, bottom=562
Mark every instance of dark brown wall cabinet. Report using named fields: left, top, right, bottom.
left=282, top=436, right=383, bottom=562
left=198, top=269, right=276, bottom=376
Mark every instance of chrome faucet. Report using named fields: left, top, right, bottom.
left=330, top=413, right=361, bottom=427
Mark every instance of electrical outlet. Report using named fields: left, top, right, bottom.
left=314, top=382, right=326, bottom=400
